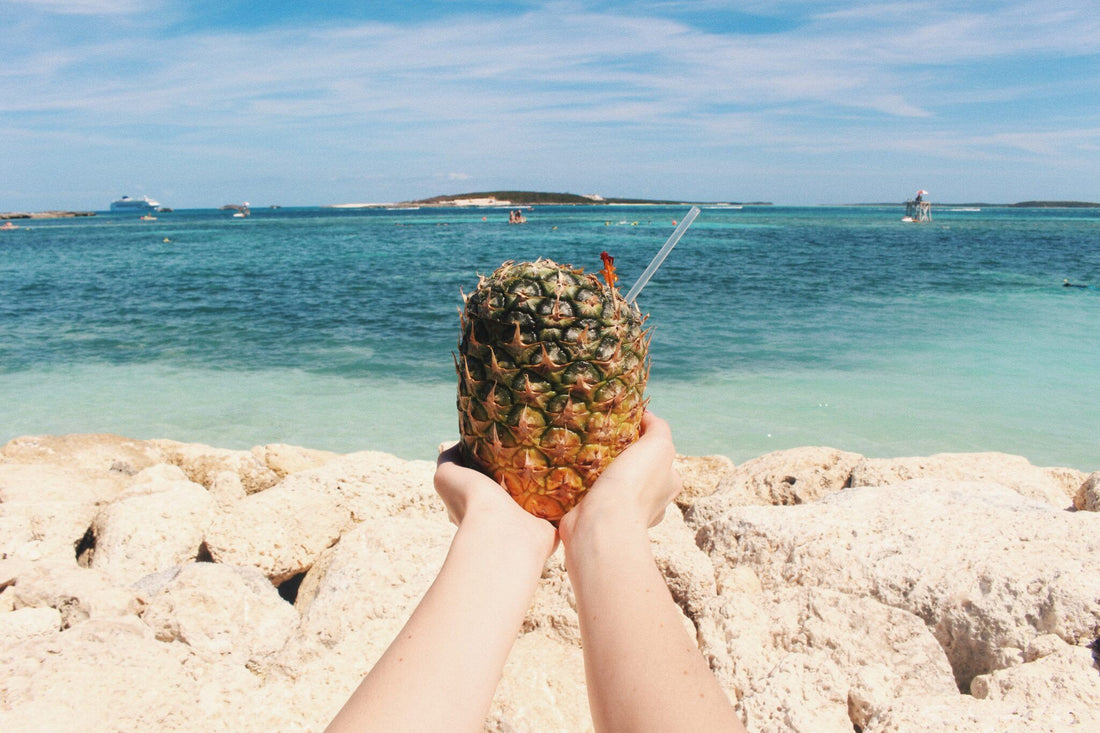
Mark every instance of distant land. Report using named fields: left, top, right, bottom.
left=403, top=191, right=772, bottom=206
left=4, top=196, right=1099, bottom=218
left=848, top=200, right=1100, bottom=208
left=0, top=210, right=97, bottom=220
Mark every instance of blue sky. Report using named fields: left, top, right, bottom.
left=2, top=1, right=1098, bottom=208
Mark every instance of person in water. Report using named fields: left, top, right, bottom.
left=324, top=412, right=745, bottom=733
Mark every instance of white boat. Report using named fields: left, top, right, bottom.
left=110, top=195, right=160, bottom=212
left=222, top=202, right=251, bottom=217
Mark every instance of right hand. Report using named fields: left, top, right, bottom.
left=558, top=411, right=682, bottom=543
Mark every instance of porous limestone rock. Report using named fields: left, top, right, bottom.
left=860, top=692, right=1099, bottom=731
left=293, top=517, right=453, bottom=648
left=521, top=549, right=579, bottom=644
left=688, top=479, right=1100, bottom=689
left=487, top=630, right=591, bottom=732
left=0, top=617, right=264, bottom=733
left=89, top=469, right=214, bottom=584
left=0, top=606, right=61, bottom=642
left=850, top=452, right=1083, bottom=508
left=696, top=586, right=957, bottom=729
left=154, top=440, right=281, bottom=495
left=276, top=450, right=441, bottom=523
left=7, top=560, right=142, bottom=627
left=251, top=442, right=339, bottom=478
left=0, top=493, right=97, bottom=564
left=970, top=642, right=1100, bottom=709
left=673, top=453, right=735, bottom=507
left=0, top=433, right=163, bottom=490
left=649, top=504, right=719, bottom=619
left=203, top=477, right=353, bottom=584
left=695, top=447, right=864, bottom=514
left=0, top=462, right=117, bottom=506
left=2, top=433, right=1096, bottom=732
left=139, top=562, right=298, bottom=665
left=1075, top=471, right=1100, bottom=511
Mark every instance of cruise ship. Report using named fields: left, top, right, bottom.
left=110, top=195, right=161, bottom=212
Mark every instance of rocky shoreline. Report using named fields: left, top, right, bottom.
left=1, top=434, right=1097, bottom=731
left=1, top=211, right=96, bottom=220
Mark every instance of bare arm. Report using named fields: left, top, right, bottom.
left=325, top=446, right=557, bottom=733
left=559, top=413, right=745, bottom=733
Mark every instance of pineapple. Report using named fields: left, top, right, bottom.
left=456, top=255, right=649, bottom=520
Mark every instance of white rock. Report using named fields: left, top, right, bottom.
left=140, top=562, right=298, bottom=665
left=203, top=478, right=352, bottom=584
left=251, top=443, right=339, bottom=477
left=0, top=606, right=61, bottom=642
left=90, top=477, right=214, bottom=585
left=521, top=549, right=579, bottom=645
left=154, top=440, right=280, bottom=495
left=689, top=479, right=1100, bottom=688
left=15, top=500, right=98, bottom=565
left=862, top=693, right=1099, bottom=731
left=850, top=452, right=1082, bottom=508
left=7, top=561, right=142, bottom=627
left=649, top=504, right=719, bottom=618
left=128, top=462, right=189, bottom=487
left=0, top=617, right=263, bottom=732
left=699, top=447, right=865, bottom=513
left=970, top=644, right=1100, bottom=708
left=487, top=630, right=592, bottom=732
left=697, top=586, right=957, bottom=728
left=1075, top=471, right=1099, bottom=511
left=0, top=433, right=163, bottom=490
left=0, top=463, right=114, bottom=505
left=294, top=517, right=453, bottom=647
left=278, top=450, right=442, bottom=522
left=673, top=453, right=735, bottom=507
left=740, top=652, right=852, bottom=732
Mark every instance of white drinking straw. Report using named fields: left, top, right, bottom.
left=623, top=206, right=701, bottom=303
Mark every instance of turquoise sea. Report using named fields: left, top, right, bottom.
left=1, top=205, right=1097, bottom=470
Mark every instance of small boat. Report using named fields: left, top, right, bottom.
left=222, top=202, right=251, bottom=217
left=139, top=214, right=157, bottom=221
left=1, top=221, right=19, bottom=230
left=903, top=189, right=932, bottom=222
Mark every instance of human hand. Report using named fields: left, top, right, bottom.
left=435, top=444, right=559, bottom=560
left=558, top=411, right=682, bottom=544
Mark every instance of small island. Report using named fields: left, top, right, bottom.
left=1, top=211, right=97, bottom=220
left=335, top=191, right=771, bottom=208
left=413, top=190, right=773, bottom=206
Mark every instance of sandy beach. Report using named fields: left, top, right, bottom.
left=1, top=433, right=1097, bottom=731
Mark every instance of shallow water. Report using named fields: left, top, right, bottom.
left=2, top=205, right=1097, bottom=469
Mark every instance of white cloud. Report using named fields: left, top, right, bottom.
left=5, top=0, right=149, bottom=14
left=1, top=0, right=1098, bottom=206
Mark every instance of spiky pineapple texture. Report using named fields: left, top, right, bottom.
left=456, top=258, right=650, bottom=520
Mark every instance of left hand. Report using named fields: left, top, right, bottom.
left=435, top=445, right=559, bottom=559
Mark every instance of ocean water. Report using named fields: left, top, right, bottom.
left=1, top=205, right=1097, bottom=470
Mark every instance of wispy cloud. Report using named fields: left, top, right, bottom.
left=1, top=1, right=1098, bottom=206
left=5, top=0, right=150, bottom=14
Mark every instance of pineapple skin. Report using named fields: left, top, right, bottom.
left=456, top=259, right=649, bottom=521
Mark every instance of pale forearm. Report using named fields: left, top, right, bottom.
left=565, top=519, right=743, bottom=733
left=326, top=516, right=549, bottom=733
